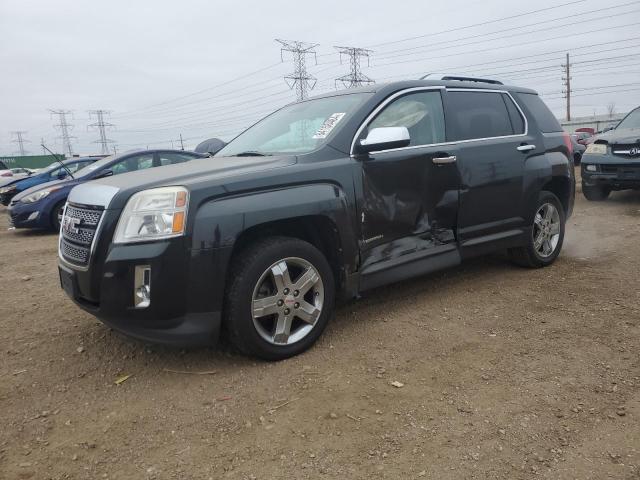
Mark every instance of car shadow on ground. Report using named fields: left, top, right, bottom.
left=80, top=252, right=518, bottom=373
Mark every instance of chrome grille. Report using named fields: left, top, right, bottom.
left=59, top=203, right=104, bottom=267
left=60, top=240, right=89, bottom=264
left=64, top=205, right=102, bottom=226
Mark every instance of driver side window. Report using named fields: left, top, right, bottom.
left=368, top=91, right=446, bottom=147
left=110, top=154, right=154, bottom=176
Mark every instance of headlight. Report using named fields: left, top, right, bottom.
left=0, top=185, right=16, bottom=194
left=585, top=143, right=607, bottom=155
left=22, top=188, right=58, bottom=203
left=113, top=186, right=189, bottom=244
left=585, top=164, right=597, bottom=172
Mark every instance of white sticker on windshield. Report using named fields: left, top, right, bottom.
left=312, top=112, right=346, bottom=139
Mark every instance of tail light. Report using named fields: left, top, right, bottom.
left=562, top=132, right=573, bottom=156
left=1, top=172, right=12, bottom=177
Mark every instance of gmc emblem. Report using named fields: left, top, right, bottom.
left=62, top=216, right=81, bottom=235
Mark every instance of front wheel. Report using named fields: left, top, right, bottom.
left=51, top=201, right=66, bottom=231
left=509, top=191, right=565, bottom=268
left=583, top=184, right=611, bottom=201
left=224, top=236, right=335, bottom=360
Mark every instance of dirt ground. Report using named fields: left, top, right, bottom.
left=1, top=173, right=639, bottom=480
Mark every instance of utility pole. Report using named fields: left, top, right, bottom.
left=276, top=39, right=318, bottom=101
left=113, top=145, right=117, bottom=155
left=88, top=110, right=115, bottom=154
left=50, top=110, right=75, bottom=156
left=334, top=46, right=374, bottom=89
left=562, top=53, right=572, bottom=121
left=41, top=138, right=46, bottom=155
left=179, top=133, right=184, bottom=150
left=10, top=131, right=29, bottom=156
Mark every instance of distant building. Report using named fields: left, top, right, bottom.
left=0, top=154, right=65, bottom=169
left=560, top=113, right=626, bottom=133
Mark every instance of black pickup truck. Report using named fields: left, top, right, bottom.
left=58, top=77, right=575, bottom=360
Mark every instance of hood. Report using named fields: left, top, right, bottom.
left=12, top=177, right=77, bottom=202
left=68, top=155, right=298, bottom=209
left=592, top=127, right=640, bottom=145
left=0, top=176, right=22, bottom=188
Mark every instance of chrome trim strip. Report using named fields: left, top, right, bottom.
left=350, top=87, right=529, bottom=156
left=58, top=203, right=106, bottom=272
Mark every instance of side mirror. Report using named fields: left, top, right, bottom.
left=357, top=127, right=410, bottom=154
left=57, top=173, right=67, bottom=180
left=96, top=169, right=113, bottom=179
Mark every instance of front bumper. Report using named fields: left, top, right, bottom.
left=581, top=157, right=640, bottom=190
left=6, top=201, right=47, bottom=228
left=58, top=233, right=231, bottom=347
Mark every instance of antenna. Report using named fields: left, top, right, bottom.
left=275, top=39, right=318, bottom=101
left=334, top=46, right=374, bottom=89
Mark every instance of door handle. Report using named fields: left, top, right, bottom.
left=517, top=144, right=536, bottom=152
left=432, top=155, right=457, bottom=165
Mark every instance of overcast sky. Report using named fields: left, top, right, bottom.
left=1, top=0, right=639, bottom=155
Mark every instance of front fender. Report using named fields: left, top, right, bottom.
left=186, top=183, right=358, bottom=314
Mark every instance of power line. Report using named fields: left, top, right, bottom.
left=49, top=110, right=75, bottom=156
left=10, top=131, right=29, bottom=156
left=276, top=39, right=318, bottom=101
left=334, top=46, right=374, bottom=88
left=87, top=110, right=116, bottom=154
left=366, top=0, right=586, bottom=48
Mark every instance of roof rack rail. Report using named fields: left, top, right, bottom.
left=420, top=73, right=503, bottom=85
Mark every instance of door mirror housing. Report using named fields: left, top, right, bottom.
left=96, top=169, right=113, bottom=179
left=357, top=127, right=411, bottom=154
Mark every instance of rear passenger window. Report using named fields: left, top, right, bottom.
left=368, top=90, right=446, bottom=147
left=503, top=95, right=525, bottom=134
left=447, top=91, right=514, bottom=141
left=158, top=153, right=194, bottom=166
left=516, top=93, right=562, bottom=133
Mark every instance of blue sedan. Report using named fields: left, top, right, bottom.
left=7, top=149, right=206, bottom=230
left=0, top=157, right=102, bottom=205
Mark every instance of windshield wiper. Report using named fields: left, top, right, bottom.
left=234, top=151, right=272, bottom=157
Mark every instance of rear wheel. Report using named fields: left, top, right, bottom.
left=583, top=184, right=611, bottom=201
left=509, top=191, right=565, bottom=268
left=224, top=236, right=335, bottom=360
left=51, top=201, right=66, bottom=231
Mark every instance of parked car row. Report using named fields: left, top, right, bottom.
left=5, top=150, right=207, bottom=230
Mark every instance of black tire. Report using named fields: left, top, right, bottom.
left=509, top=191, right=565, bottom=268
left=582, top=184, right=611, bottom=201
left=224, top=236, right=335, bottom=360
left=51, top=201, right=66, bottom=231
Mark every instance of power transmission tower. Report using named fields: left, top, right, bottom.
left=10, top=131, right=29, bottom=156
left=334, top=46, right=374, bottom=89
left=50, top=110, right=76, bottom=156
left=562, top=53, right=572, bottom=121
left=276, top=39, right=318, bottom=101
left=88, top=110, right=115, bottom=154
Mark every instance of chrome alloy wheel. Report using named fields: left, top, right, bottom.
left=533, top=202, right=561, bottom=258
left=251, top=257, right=325, bottom=346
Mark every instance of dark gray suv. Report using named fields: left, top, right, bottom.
left=58, top=76, right=575, bottom=360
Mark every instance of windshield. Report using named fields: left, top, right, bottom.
left=74, top=155, right=116, bottom=178
left=217, top=92, right=372, bottom=156
left=617, top=107, right=640, bottom=130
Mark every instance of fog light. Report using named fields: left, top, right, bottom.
left=585, top=164, right=597, bottom=172
left=134, top=265, right=151, bottom=308
left=27, top=211, right=39, bottom=221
